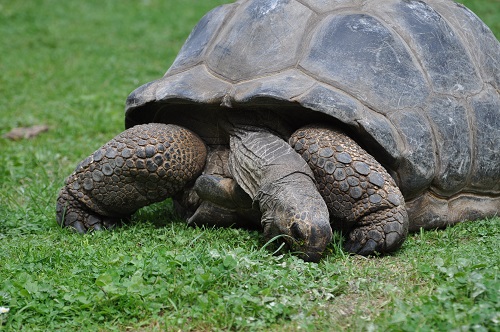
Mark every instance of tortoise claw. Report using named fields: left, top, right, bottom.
left=71, top=220, right=87, bottom=234
left=56, top=186, right=123, bottom=233
left=344, top=206, right=408, bottom=255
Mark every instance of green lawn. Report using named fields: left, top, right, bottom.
left=1, top=0, right=499, bottom=331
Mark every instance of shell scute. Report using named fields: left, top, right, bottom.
left=233, top=70, right=316, bottom=104
left=157, top=66, right=231, bottom=104
left=206, top=0, right=314, bottom=82
left=296, top=84, right=362, bottom=127
left=387, top=109, right=436, bottom=199
left=425, top=97, right=471, bottom=195
left=470, top=88, right=500, bottom=191
left=300, top=13, right=429, bottom=112
left=390, top=0, right=482, bottom=95
left=168, top=5, right=235, bottom=75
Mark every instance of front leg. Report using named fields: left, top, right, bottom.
left=56, top=124, right=207, bottom=232
left=229, top=127, right=332, bottom=262
left=290, top=125, right=409, bottom=255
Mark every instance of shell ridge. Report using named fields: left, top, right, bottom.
left=294, top=0, right=320, bottom=14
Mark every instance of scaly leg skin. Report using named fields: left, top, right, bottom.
left=56, top=123, right=207, bottom=233
left=229, top=127, right=332, bottom=262
left=290, top=125, right=408, bottom=255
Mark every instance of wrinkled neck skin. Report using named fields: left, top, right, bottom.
left=168, top=109, right=284, bottom=224
left=169, top=108, right=296, bottom=213
left=228, top=126, right=332, bottom=261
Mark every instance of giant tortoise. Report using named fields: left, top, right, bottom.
left=57, top=0, right=500, bottom=262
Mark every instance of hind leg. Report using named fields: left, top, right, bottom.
left=290, top=125, right=408, bottom=255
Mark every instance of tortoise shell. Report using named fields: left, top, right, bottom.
left=125, top=0, right=500, bottom=229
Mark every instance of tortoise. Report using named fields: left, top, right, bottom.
left=56, top=0, right=500, bottom=262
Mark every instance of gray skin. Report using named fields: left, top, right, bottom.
left=57, top=0, right=500, bottom=262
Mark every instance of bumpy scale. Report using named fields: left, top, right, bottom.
left=290, top=125, right=409, bottom=255
left=56, top=124, right=207, bottom=232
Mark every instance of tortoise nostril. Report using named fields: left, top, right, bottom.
left=291, top=222, right=306, bottom=240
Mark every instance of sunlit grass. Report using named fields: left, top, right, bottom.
left=1, top=0, right=499, bottom=330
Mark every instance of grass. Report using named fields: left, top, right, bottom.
left=0, top=0, right=499, bottom=330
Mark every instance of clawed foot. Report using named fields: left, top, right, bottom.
left=56, top=187, right=124, bottom=233
left=343, top=205, right=408, bottom=255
